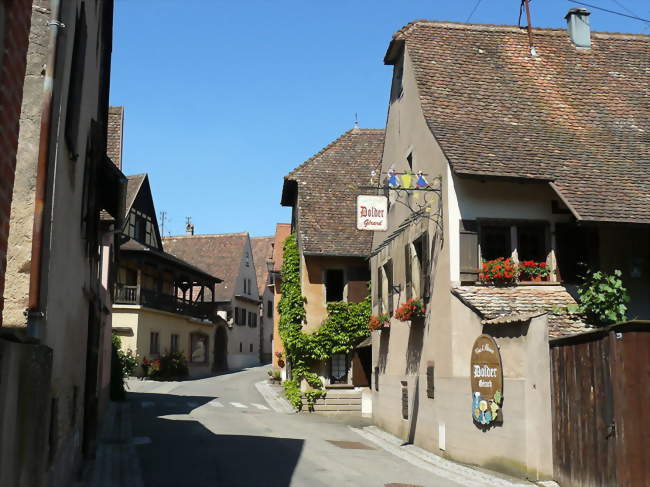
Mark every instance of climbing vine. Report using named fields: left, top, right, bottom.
left=278, top=234, right=371, bottom=410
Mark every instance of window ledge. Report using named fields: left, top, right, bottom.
left=460, top=281, right=563, bottom=287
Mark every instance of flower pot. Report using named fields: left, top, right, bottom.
left=277, top=359, right=285, bottom=368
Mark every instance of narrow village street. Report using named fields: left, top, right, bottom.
left=127, top=366, right=465, bottom=487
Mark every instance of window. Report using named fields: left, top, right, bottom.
left=150, top=332, right=160, bottom=355
left=190, top=333, right=208, bottom=363
left=330, top=353, right=348, bottom=384
left=517, top=223, right=547, bottom=262
left=407, top=152, right=413, bottom=171
left=390, top=55, right=404, bottom=102
left=413, top=233, right=430, bottom=301
left=481, top=224, right=511, bottom=261
left=243, top=279, right=247, bottom=294
left=384, top=260, right=394, bottom=316
left=248, top=278, right=253, bottom=295
left=239, top=342, right=243, bottom=353
left=248, top=311, right=257, bottom=328
left=170, top=334, right=179, bottom=354
left=267, top=300, right=273, bottom=318
left=325, top=269, right=344, bottom=302
left=245, top=251, right=250, bottom=267
left=65, top=4, right=87, bottom=159
left=249, top=343, right=253, bottom=353
left=404, top=243, right=413, bottom=300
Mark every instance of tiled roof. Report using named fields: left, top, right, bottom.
left=121, top=238, right=221, bottom=283
left=163, top=233, right=248, bottom=302
left=388, top=21, right=650, bottom=223
left=251, top=236, right=274, bottom=295
left=107, top=106, right=124, bottom=170
left=125, top=174, right=146, bottom=216
left=451, top=285, right=592, bottom=338
left=272, top=223, right=292, bottom=272
left=282, top=129, right=384, bottom=256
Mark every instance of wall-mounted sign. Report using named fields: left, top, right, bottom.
left=356, top=195, right=387, bottom=231
left=470, top=334, right=503, bottom=425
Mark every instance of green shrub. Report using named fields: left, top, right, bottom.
left=110, top=335, right=127, bottom=400
left=570, top=269, right=630, bottom=326
left=148, top=351, right=189, bottom=381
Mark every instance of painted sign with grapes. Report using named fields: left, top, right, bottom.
left=470, top=334, right=503, bottom=425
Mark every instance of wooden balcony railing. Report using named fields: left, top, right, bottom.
left=114, top=285, right=214, bottom=321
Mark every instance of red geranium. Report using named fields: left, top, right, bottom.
left=478, top=258, right=517, bottom=286
left=394, top=298, right=426, bottom=322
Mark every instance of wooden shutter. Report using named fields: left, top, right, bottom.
left=401, top=382, right=409, bottom=419
left=460, top=220, right=479, bottom=282
left=404, top=244, right=412, bottom=300
left=421, top=232, right=431, bottom=302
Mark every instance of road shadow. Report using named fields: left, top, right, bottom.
left=129, top=392, right=304, bottom=487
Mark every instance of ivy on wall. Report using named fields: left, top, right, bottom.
left=277, top=234, right=371, bottom=410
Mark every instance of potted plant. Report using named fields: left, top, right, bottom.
left=394, top=298, right=426, bottom=322
left=141, top=358, right=151, bottom=377
left=518, top=260, right=550, bottom=282
left=369, top=313, right=391, bottom=331
left=479, top=258, right=517, bottom=286
left=275, top=351, right=285, bottom=368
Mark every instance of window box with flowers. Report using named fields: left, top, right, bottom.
left=479, top=258, right=517, bottom=286
left=369, top=313, right=391, bottom=331
left=394, top=298, right=426, bottom=322
left=518, top=260, right=550, bottom=282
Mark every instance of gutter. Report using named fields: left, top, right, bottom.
left=28, top=0, right=63, bottom=337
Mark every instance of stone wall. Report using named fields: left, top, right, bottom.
left=0, top=0, right=33, bottom=326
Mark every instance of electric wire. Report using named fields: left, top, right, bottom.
left=466, top=0, right=484, bottom=23
left=567, top=0, right=650, bottom=24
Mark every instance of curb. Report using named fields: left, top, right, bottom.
left=255, top=380, right=294, bottom=414
left=350, top=425, right=532, bottom=487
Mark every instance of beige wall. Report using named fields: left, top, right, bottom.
left=301, top=254, right=368, bottom=333
left=370, top=46, right=554, bottom=481
left=272, top=275, right=284, bottom=368
left=113, top=306, right=216, bottom=378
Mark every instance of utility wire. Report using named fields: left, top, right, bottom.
left=609, top=0, right=650, bottom=28
left=465, top=0, right=484, bottom=23
left=567, top=0, right=650, bottom=24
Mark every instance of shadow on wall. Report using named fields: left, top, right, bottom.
left=378, top=330, right=390, bottom=373
left=129, top=392, right=304, bottom=486
left=405, top=321, right=425, bottom=375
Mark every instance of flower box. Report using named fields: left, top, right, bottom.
left=479, top=258, right=517, bottom=286
left=394, top=298, right=426, bottom=322
left=369, top=314, right=391, bottom=331
left=518, top=260, right=550, bottom=282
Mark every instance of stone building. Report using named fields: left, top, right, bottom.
left=1, top=1, right=125, bottom=485
left=251, top=235, right=274, bottom=363
left=369, top=13, right=649, bottom=482
left=280, top=128, right=383, bottom=408
left=164, top=232, right=262, bottom=370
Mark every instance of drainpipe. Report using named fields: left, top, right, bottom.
left=27, top=0, right=64, bottom=337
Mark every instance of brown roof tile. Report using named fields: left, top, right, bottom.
left=125, top=174, right=146, bottom=216
left=282, top=129, right=385, bottom=256
left=107, top=106, right=124, bottom=170
left=251, top=236, right=274, bottom=295
left=452, top=285, right=592, bottom=338
left=162, top=233, right=248, bottom=302
left=388, top=21, right=650, bottom=223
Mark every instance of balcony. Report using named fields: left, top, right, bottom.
left=114, top=284, right=215, bottom=321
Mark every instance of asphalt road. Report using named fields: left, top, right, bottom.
left=128, top=365, right=465, bottom=487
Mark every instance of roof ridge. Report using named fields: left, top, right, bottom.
left=393, top=19, right=650, bottom=40
left=285, top=128, right=384, bottom=180
left=162, top=232, right=249, bottom=239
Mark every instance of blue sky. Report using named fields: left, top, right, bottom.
left=110, top=0, right=649, bottom=237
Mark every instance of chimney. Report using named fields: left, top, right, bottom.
left=185, top=217, right=194, bottom=236
left=565, top=8, right=591, bottom=49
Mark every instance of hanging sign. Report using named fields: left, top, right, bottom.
left=470, top=334, right=503, bottom=425
left=356, top=195, right=388, bottom=231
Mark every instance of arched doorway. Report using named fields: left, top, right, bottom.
left=213, top=325, right=228, bottom=372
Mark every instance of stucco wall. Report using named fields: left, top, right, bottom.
left=370, top=46, right=553, bottom=481
left=301, top=254, right=368, bottom=333
left=113, top=306, right=216, bottom=378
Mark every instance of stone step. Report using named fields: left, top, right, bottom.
left=310, top=404, right=361, bottom=411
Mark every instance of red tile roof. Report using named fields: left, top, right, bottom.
left=282, top=129, right=385, bottom=256
left=387, top=21, right=650, bottom=223
left=251, top=236, right=274, bottom=295
left=163, top=233, right=249, bottom=302
left=452, top=285, right=592, bottom=338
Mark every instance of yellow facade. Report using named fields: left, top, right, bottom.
left=113, top=305, right=218, bottom=378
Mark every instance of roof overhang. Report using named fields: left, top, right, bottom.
left=384, top=38, right=405, bottom=65
left=303, top=251, right=369, bottom=259
left=281, top=178, right=297, bottom=207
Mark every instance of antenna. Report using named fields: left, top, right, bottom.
left=521, top=0, right=538, bottom=56
left=185, top=216, right=194, bottom=236
left=353, top=113, right=359, bottom=130
left=160, top=211, right=167, bottom=237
